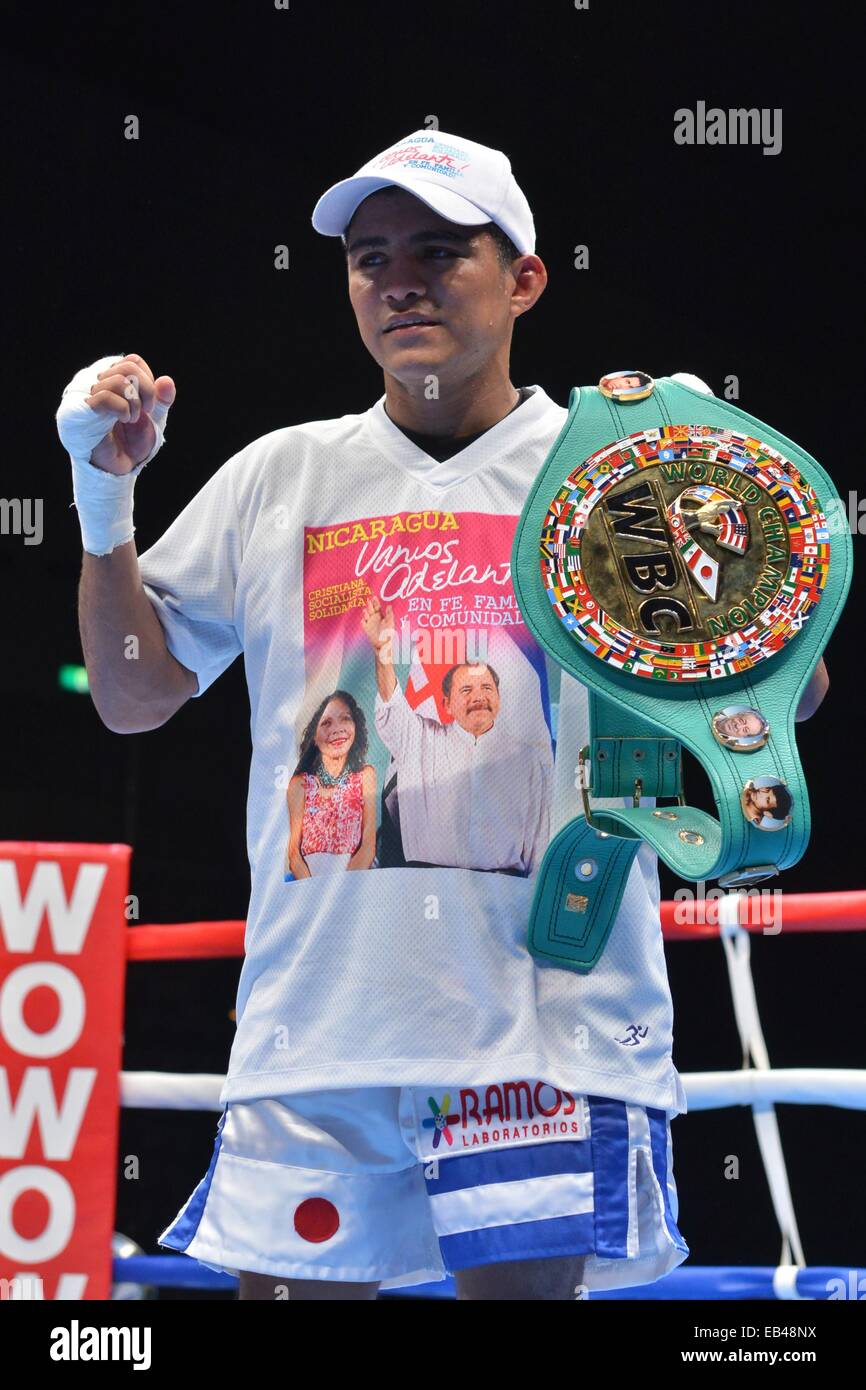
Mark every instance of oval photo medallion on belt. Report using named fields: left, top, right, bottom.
left=598, top=370, right=655, bottom=403
left=539, top=427, right=830, bottom=680
left=740, top=776, right=793, bottom=830
left=711, top=705, right=770, bottom=751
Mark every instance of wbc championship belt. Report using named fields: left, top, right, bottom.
left=511, top=371, right=852, bottom=972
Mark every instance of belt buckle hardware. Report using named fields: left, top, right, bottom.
left=717, top=864, right=780, bottom=889
left=579, top=744, right=684, bottom=828
left=578, top=745, right=600, bottom=828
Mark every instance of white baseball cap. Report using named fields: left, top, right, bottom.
left=311, top=128, right=536, bottom=255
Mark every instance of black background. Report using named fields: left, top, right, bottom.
left=2, top=0, right=864, bottom=1300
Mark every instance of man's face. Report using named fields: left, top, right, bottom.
left=443, top=664, right=500, bottom=735
left=345, top=187, right=530, bottom=385
left=751, top=786, right=777, bottom=812
left=607, top=374, right=642, bottom=392
left=719, top=711, right=764, bottom=740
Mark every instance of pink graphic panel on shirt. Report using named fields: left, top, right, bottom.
left=287, top=509, right=556, bottom=880
left=303, top=509, right=542, bottom=722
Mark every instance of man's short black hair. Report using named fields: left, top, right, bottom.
left=484, top=222, right=523, bottom=271
left=767, top=783, right=793, bottom=820
left=441, top=662, right=501, bottom=702
left=341, top=188, right=521, bottom=272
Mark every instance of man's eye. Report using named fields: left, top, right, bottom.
left=358, top=247, right=456, bottom=267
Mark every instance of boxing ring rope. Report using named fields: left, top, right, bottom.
left=110, top=1255, right=866, bottom=1300
left=124, top=890, right=866, bottom=959
left=118, top=1066, right=866, bottom=1114
left=115, top=888, right=864, bottom=1298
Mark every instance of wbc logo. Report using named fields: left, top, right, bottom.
left=605, top=478, right=751, bottom=631
left=540, top=426, right=829, bottom=681
left=665, top=485, right=749, bottom=601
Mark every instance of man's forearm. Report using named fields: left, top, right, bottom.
left=374, top=645, right=397, bottom=700
left=79, top=539, right=197, bottom=733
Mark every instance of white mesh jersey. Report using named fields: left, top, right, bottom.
left=137, top=385, right=687, bottom=1114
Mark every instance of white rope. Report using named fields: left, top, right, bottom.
left=118, top=1066, right=866, bottom=1112
left=121, top=1071, right=225, bottom=1110
left=682, top=1068, right=866, bottom=1108
left=718, top=895, right=804, bottom=1266
left=772, top=1264, right=809, bottom=1300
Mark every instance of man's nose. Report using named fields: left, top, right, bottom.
left=380, top=259, right=430, bottom=302
left=382, top=284, right=426, bottom=306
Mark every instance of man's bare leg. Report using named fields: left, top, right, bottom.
left=454, top=1255, right=586, bottom=1301
left=238, top=1271, right=380, bottom=1300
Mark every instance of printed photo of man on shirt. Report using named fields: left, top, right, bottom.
left=360, top=592, right=552, bottom=876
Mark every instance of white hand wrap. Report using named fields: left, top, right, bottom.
left=55, top=354, right=170, bottom=556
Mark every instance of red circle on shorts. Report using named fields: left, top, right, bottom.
left=293, top=1197, right=340, bottom=1243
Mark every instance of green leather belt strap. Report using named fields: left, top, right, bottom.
left=588, top=689, right=683, bottom=799
left=527, top=816, right=642, bottom=971
left=513, top=373, right=852, bottom=973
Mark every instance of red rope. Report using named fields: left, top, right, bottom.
left=127, top=921, right=245, bottom=960
left=126, top=891, right=866, bottom=960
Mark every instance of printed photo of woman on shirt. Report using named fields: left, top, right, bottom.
left=285, top=689, right=378, bottom=878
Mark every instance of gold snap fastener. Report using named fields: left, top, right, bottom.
left=678, top=829, right=705, bottom=845
left=653, top=810, right=679, bottom=820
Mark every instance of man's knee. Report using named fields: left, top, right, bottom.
left=237, top=1270, right=380, bottom=1301
left=454, top=1254, right=586, bottom=1301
